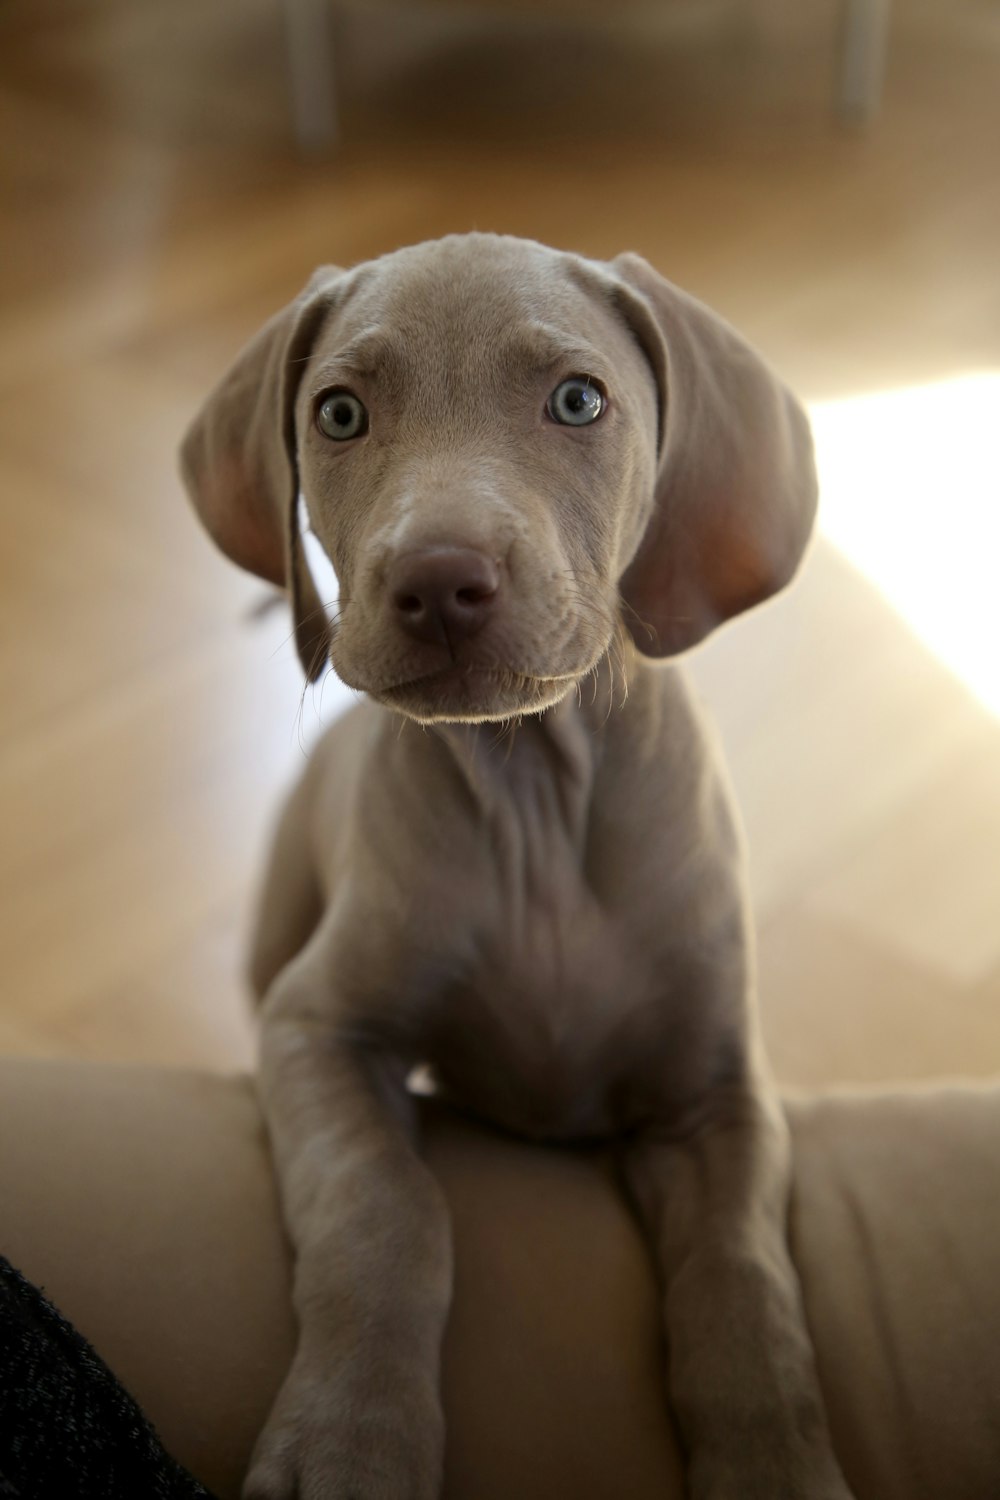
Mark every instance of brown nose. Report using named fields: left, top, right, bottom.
left=388, top=547, right=500, bottom=647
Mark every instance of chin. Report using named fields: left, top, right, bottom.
left=373, top=666, right=578, bottom=724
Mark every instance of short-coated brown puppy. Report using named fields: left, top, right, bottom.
left=181, top=234, right=853, bottom=1500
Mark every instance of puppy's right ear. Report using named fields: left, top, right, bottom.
left=179, top=267, right=342, bottom=678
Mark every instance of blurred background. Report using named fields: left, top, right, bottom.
left=1, top=0, right=997, bottom=1088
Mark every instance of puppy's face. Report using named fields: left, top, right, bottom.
left=295, top=237, right=659, bottom=723
left=182, top=235, right=817, bottom=705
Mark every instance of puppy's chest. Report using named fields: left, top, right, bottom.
left=423, top=784, right=657, bottom=1139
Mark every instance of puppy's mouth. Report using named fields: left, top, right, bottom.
left=374, top=664, right=578, bottom=724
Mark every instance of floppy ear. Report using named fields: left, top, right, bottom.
left=609, top=253, right=818, bottom=657
left=179, top=268, right=343, bottom=681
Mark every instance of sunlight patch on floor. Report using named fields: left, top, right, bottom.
left=810, top=372, right=1000, bottom=717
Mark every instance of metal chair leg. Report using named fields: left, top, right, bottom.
left=838, top=0, right=891, bottom=123
left=282, top=0, right=339, bottom=151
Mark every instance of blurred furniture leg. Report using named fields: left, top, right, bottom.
left=282, top=0, right=339, bottom=150
left=839, top=0, right=891, bottom=122
left=279, top=0, right=893, bottom=147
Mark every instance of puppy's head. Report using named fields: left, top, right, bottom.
left=181, top=235, right=816, bottom=723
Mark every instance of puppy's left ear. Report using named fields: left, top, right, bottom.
left=610, top=253, right=818, bottom=657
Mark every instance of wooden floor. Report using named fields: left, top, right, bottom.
left=1, top=0, right=998, bottom=1089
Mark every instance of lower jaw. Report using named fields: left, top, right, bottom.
left=375, top=668, right=576, bottom=724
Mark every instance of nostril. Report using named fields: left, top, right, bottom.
left=395, top=592, right=424, bottom=615
left=455, top=584, right=495, bottom=606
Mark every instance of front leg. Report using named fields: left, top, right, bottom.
left=245, top=957, right=452, bottom=1500
left=621, top=1080, right=853, bottom=1500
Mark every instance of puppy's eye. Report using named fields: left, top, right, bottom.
left=547, top=377, right=605, bottom=427
left=317, top=391, right=367, bottom=441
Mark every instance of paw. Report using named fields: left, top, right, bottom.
left=691, top=1448, right=856, bottom=1500
left=703, top=1484, right=854, bottom=1500
left=699, top=1481, right=854, bottom=1500
left=243, top=1356, right=444, bottom=1500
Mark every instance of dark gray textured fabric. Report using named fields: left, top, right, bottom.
left=0, top=1256, right=215, bottom=1500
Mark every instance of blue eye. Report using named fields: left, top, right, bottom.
left=547, top=377, right=605, bottom=427
left=317, top=391, right=367, bottom=440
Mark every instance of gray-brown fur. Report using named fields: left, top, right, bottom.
left=181, top=234, right=851, bottom=1500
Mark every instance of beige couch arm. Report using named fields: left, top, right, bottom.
left=1, top=1058, right=998, bottom=1499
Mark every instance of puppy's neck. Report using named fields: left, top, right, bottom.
left=427, top=644, right=641, bottom=838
